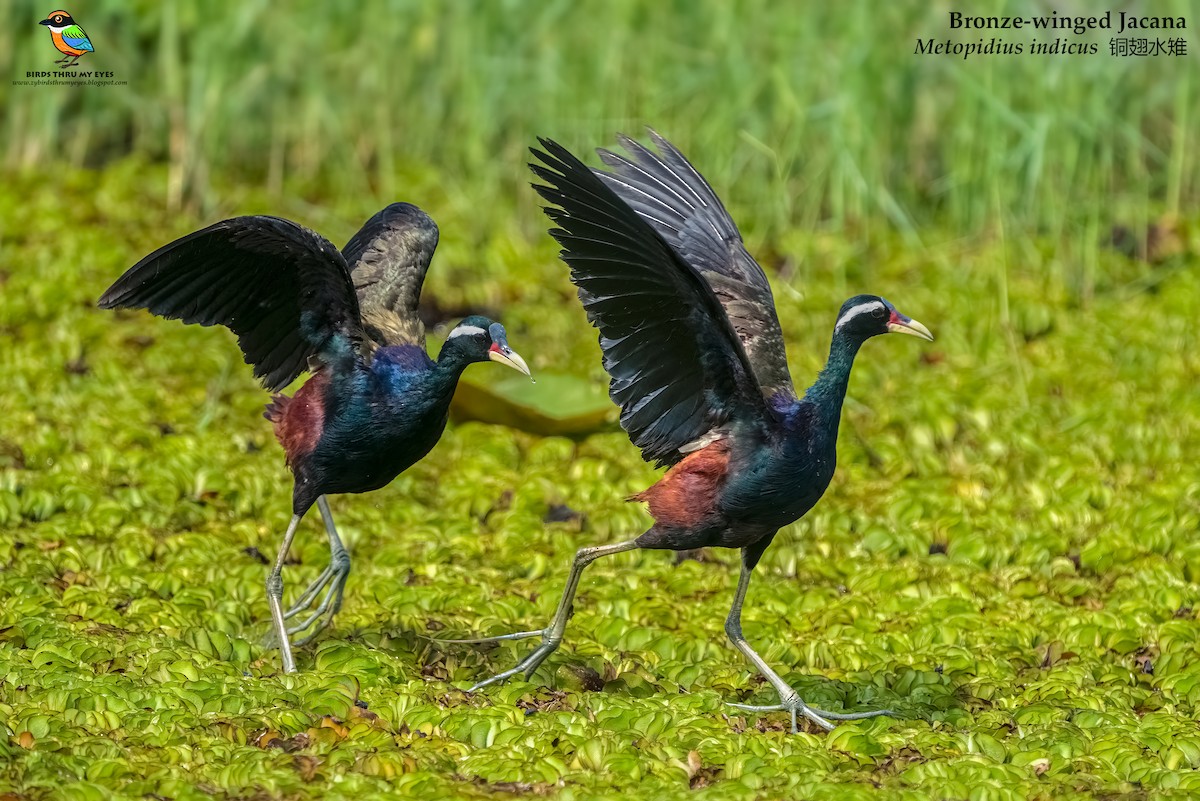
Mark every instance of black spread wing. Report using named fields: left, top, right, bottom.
left=532, top=138, right=768, bottom=467
left=342, top=203, right=439, bottom=348
left=595, top=130, right=795, bottom=401
left=99, top=216, right=363, bottom=391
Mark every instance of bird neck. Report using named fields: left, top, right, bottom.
left=432, top=341, right=477, bottom=386
left=802, top=330, right=864, bottom=415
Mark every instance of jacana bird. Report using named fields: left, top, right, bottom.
left=450, top=132, right=933, bottom=732
left=99, top=203, right=531, bottom=673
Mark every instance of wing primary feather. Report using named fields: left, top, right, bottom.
left=530, top=138, right=769, bottom=466
left=99, top=216, right=364, bottom=391
left=598, top=145, right=694, bottom=216
left=589, top=131, right=798, bottom=404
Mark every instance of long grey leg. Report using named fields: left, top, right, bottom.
left=266, top=513, right=304, bottom=674
left=439, top=538, right=641, bottom=691
left=283, top=496, right=350, bottom=644
left=725, top=554, right=892, bottom=732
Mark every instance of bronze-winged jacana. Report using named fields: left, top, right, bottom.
left=448, top=132, right=933, bottom=732
left=99, top=203, right=531, bottom=673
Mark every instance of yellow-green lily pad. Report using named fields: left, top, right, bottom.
left=451, top=370, right=617, bottom=436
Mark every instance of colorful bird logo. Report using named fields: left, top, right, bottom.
left=38, top=10, right=94, bottom=69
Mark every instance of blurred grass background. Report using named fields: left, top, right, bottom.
left=2, top=0, right=1196, bottom=294
left=3, top=1, right=1200, bottom=799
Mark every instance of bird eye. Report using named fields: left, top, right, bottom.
left=873, top=306, right=887, bottom=320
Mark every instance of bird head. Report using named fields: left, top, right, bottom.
left=834, top=295, right=933, bottom=343
left=39, top=10, right=75, bottom=30
left=443, top=315, right=532, bottom=379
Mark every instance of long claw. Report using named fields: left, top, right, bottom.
left=281, top=498, right=350, bottom=646
left=287, top=573, right=347, bottom=645
left=289, top=616, right=328, bottom=640
left=727, top=699, right=834, bottom=732
left=448, top=539, right=641, bottom=692
left=728, top=702, right=787, bottom=712
left=437, top=628, right=561, bottom=690
left=292, top=618, right=332, bottom=647
left=469, top=665, right=527, bottom=692
left=723, top=555, right=891, bottom=733
left=284, top=567, right=346, bottom=629
left=284, top=564, right=335, bottom=620
left=468, top=641, right=560, bottom=691
left=729, top=702, right=891, bottom=720
left=431, top=630, right=544, bottom=645
left=812, top=708, right=893, bottom=721
left=726, top=698, right=891, bottom=732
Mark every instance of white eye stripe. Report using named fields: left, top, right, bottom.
left=834, top=301, right=885, bottom=331
left=448, top=324, right=487, bottom=340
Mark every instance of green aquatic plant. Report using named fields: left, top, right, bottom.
left=1, top=161, right=1199, bottom=799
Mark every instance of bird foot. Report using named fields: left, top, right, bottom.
left=727, top=688, right=892, bottom=733
left=433, top=628, right=561, bottom=691
left=276, top=549, right=350, bottom=646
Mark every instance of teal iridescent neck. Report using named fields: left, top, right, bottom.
left=802, top=329, right=864, bottom=412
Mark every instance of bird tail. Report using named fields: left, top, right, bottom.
left=263, top=393, right=291, bottom=423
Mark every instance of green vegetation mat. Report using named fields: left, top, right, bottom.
left=2, top=161, right=1199, bottom=800
left=3, top=0, right=1200, bottom=797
